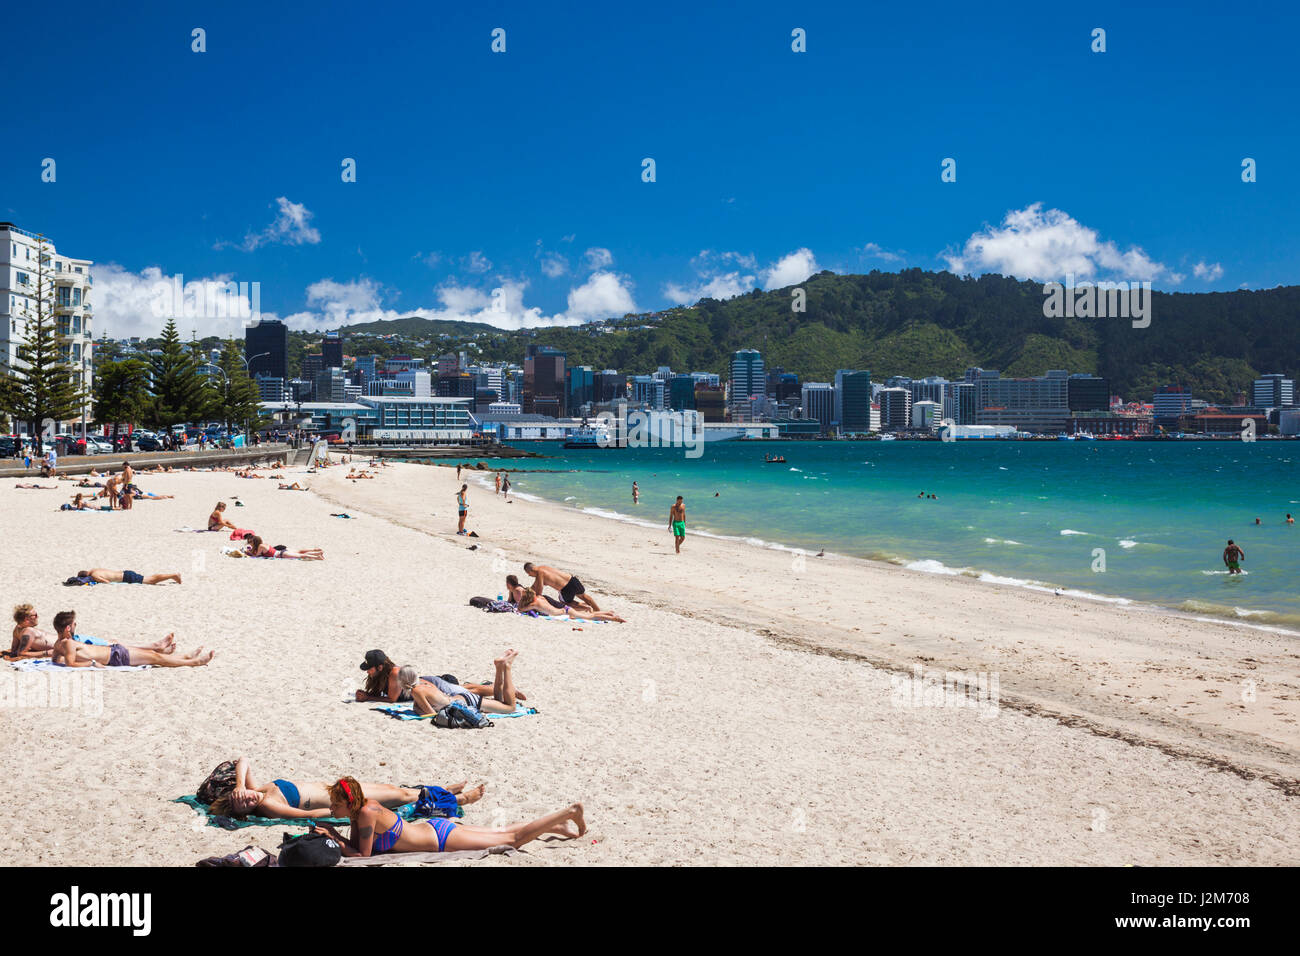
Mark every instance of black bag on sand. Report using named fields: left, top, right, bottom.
left=278, top=830, right=342, bottom=867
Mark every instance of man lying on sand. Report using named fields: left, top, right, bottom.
left=279, top=482, right=307, bottom=491
left=355, top=650, right=528, bottom=715
left=14, top=483, right=57, bottom=490
left=199, top=756, right=485, bottom=821
left=65, top=568, right=183, bottom=586
left=311, top=776, right=584, bottom=856
left=8, top=604, right=179, bottom=660
left=48, top=610, right=214, bottom=667
left=523, top=562, right=600, bottom=612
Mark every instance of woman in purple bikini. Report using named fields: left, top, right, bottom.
left=312, top=777, right=586, bottom=856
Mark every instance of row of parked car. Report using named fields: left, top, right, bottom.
left=0, top=425, right=244, bottom=458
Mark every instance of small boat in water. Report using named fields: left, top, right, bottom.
left=563, top=422, right=607, bottom=449
left=764, top=454, right=787, bottom=463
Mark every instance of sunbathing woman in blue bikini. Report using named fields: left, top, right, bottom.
left=312, top=777, right=585, bottom=855
left=204, top=757, right=484, bottom=820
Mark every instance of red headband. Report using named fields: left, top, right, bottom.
left=337, top=779, right=353, bottom=801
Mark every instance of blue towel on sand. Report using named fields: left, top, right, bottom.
left=374, top=703, right=538, bottom=720
left=76, top=634, right=109, bottom=646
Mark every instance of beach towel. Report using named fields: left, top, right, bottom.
left=228, top=528, right=254, bottom=540
left=10, top=657, right=152, bottom=672
left=174, top=527, right=208, bottom=533
left=220, top=547, right=246, bottom=558
left=373, top=703, right=538, bottom=720
left=76, top=634, right=109, bottom=646
left=338, top=846, right=518, bottom=866
left=174, top=795, right=421, bottom=830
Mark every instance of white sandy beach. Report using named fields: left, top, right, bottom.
left=1, top=457, right=1297, bottom=866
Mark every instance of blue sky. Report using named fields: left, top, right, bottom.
left=4, top=0, right=1297, bottom=338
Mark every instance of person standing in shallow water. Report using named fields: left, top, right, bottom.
left=1223, top=539, right=1245, bottom=575
left=632, top=481, right=639, bottom=505
left=669, top=496, right=686, bottom=554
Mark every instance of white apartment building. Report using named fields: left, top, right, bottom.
left=0, top=223, right=94, bottom=420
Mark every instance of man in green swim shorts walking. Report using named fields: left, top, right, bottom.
left=1223, top=539, right=1245, bottom=575
left=669, top=496, right=686, bottom=554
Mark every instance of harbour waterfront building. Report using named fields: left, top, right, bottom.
left=912, top=399, right=941, bottom=430
left=878, top=387, right=912, bottom=432
left=835, top=369, right=872, bottom=434
left=1252, top=374, right=1295, bottom=408
left=801, top=382, right=835, bottom=434
left=1152, top=385, right=1193, bottom=424
left=944, top=382, right=976, bottom=425
left=975, top=370, right=1070, bottom=434
left=1067, top=374, right=1110, bottom=412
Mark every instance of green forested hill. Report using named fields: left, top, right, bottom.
left=312, top=270, right=1300, bottom=404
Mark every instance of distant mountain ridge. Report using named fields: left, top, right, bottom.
left=325, top=270, right=1300, bottom=404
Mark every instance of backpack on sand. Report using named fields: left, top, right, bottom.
left=433, top=701, right=494, bottom=729
left=278, top=830, right=342, bottom=867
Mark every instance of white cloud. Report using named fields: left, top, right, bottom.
left=565, top=271, right=636, bottom=321
left=90, top=263, right=263, bottom=339
left=858, top=242, right=904, bottom=263
left=223, top=197, right=321, bottom=251
left=540, top=253, right=569, bottom=278
left=1193, top=261, right=1224, bottom=281
left=463, top=251, right=492, bottom=274
left=663, top=273, right=754, bottom=305
left=583, top=247, right=613, bottom=270
left=762, top=248, right=820, bottom=290
left=944, top=203, right=1180, bottom=283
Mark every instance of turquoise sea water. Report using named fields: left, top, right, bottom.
left=456, top=440, right=1300, bottom=629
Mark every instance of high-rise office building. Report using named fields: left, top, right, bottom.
left=322, top=335, right=343, bottom=369
left=523, top=344, right=566, bottom=417
left=245, top=318, right=288, bottom=381
left=835, top=369, right=872, bottom=434
left=944, top=382, right=976, bottom=425
left=567, top=365, right=594, bottom=414
left=801, top=382, right=835, bottom=434
left=976, top=370, right=1070, bottom=433
left=1253, top=373, right=1295, bottom=408
left=878, top=387, right=912, bottom=432
left=729, top=349, right=765, bottom=421
left=301, top=353, right=324, bottom=382
left=1067, top=374, right=1110, bottom=412
left=1153, top=385, right=1193, bottom=422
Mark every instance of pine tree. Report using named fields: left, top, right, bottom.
left=210, top=338, right=263, bottom=435
left=9, top=234, right=83, bottom=450
left=93, top=357, right=152, bottom=439
left=148, top=317, right=206, bottom=428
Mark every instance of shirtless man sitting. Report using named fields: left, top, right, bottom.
left=48, top=610, right=214, bottom=667
left=65, top=569, right=183, bottom=586
left=8, top=604, right=178, bottom=660
left=522, top=562, right=600, bottom=612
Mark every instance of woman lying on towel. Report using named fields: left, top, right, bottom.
left=516, top=587, right=626, bottom=623
left=202, top=757, right=485, bottom=821
left=312, top=777, right=585, bottom=855
left=243, top=534, right=324, bottom=560
left=354, top=651, right=528, bottom=716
